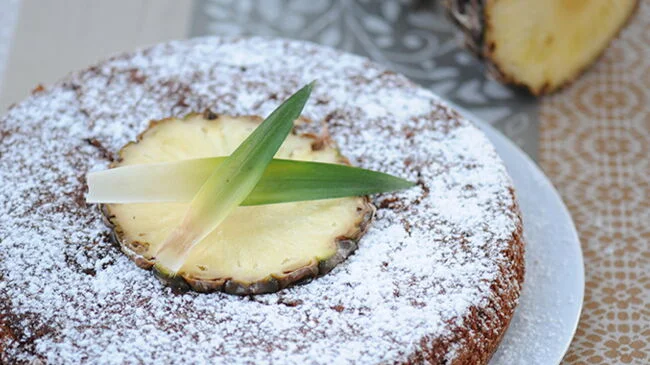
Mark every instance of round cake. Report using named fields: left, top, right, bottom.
left=0, top=37, right=524, bottom=364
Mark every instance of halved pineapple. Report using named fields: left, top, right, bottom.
left=102, top=112, right=374, bottom=295
left=444, top=0, right=637, bottom=94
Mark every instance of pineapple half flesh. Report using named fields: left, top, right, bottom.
left=103, top=113, right=375, bottom=295
left=445, top=0, right=637, bottom=94
left=486, top=0, right=637, bottom=94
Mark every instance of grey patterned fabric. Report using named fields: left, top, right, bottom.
left=190, top=0, right=538, bottom=159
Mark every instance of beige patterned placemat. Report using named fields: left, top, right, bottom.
left=540, top=1, right=650, bottom=363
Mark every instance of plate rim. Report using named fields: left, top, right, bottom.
left=457, top=107, right=585, bottom=364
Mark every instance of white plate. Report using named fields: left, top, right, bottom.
left=458, top=115, right=585, bottom=364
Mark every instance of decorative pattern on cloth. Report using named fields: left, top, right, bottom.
left=191, top=0, right=539, bottom=158
left=539, top=2, right=650, bottom=364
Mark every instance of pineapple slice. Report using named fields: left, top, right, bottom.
left=103, top=113, right=374, bottom=294
left=444, top=0, right=637, bottom=94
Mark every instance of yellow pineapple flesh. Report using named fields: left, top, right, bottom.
left=103, top=114, right=374, bottom=294
left=485, top=0, right=637, bottom=94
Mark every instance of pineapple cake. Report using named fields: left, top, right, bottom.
left=0, top=37, right=524, bottom=364
left=444, top=0, right=638, bottom=94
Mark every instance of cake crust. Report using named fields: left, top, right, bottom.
left=0, top=37, right=524, bottom=364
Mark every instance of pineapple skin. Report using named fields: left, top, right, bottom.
left=100, top=112, right=376, bottom=295
left=443, top=0, right=638, bottom=95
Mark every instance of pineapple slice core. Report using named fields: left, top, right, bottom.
left=105, top=115, right=372, bottom=292
left=486, top=0, right=636, bottom=93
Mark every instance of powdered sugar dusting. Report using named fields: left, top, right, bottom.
left=0, top=37, right=522, bottom=364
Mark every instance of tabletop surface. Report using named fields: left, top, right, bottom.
left=0, top=1, right=648, bottom=364
left=538, top=3, right=650, bottom=363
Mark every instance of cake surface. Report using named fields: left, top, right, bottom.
left=0, top=37, right=524, bottom=364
